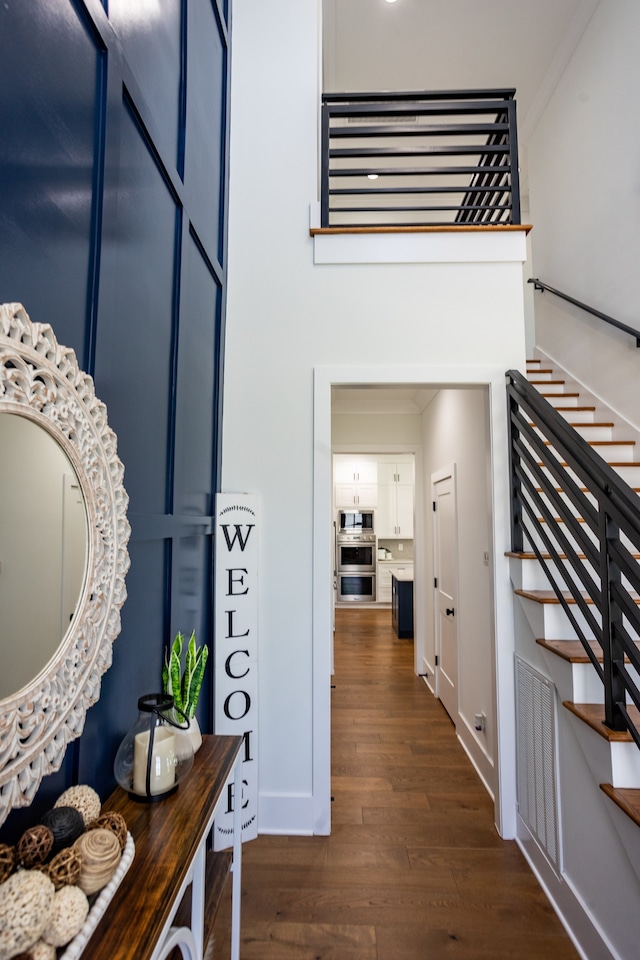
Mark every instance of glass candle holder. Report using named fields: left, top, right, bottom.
left=114, top=694, right=194, bottom=801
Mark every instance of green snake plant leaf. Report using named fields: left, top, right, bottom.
left=182, top=631, right=209, bottom=719
left=167, top=631, right=185, bottom=712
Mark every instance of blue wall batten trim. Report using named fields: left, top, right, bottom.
left=0, top=0, right=230, bottom=839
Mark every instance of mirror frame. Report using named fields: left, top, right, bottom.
left=0, top=303, right=130, bottom=826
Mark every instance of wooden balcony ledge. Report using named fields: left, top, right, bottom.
left=310, top=223, right=533, bottom=236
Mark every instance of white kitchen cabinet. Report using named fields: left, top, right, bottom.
left=333, top=455, right=377, bottom=484
left=334, top=455, right=378, bottom=507
left=376, top=467, right=414, bottom=538
left=377, top=460, right=414, bottom=486
left=377, top=561, right=413, bottom=603
left=334, top=482, right=378, bottom=507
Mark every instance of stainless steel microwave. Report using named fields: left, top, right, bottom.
left=338, top=510, right=374, bottom=533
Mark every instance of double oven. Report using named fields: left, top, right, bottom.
left=336, top=510, right=376, bottom=602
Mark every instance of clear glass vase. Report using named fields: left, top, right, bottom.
left=114, top=693, right=194, bottom=801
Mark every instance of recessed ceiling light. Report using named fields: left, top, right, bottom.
left=367, top=174, right=379, bottom=180
left=385, top=0, right=399, bottom=4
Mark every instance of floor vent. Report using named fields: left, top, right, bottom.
left=515, top=656, right=561, bottom=873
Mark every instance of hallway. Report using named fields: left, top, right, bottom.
left=211, top=607, right=579, bottom=959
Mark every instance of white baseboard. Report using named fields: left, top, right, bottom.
left=457, top=718, right=496, bottom=802
left=517, top=817, right=618, bottom=960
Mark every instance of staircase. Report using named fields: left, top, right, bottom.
left=508, top=355, right=640, bottom=959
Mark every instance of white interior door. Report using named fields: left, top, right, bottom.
left=433, top=467, right=459, bottom=723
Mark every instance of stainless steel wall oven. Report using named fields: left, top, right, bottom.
left=336, top=531, right=376, bottom=601
left=336, top=532, right=376, bottom=574
left=337, top=573, right=376, bottom=602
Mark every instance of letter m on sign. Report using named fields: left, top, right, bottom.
left=213, top=493, right=259, bottom=848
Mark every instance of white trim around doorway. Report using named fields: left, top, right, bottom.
left=312, top=363, right=518, bottom=840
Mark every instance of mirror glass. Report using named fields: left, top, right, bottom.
left=0, top=413, right=88, bottom=700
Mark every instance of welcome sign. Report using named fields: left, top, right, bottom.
left=213, top=493, right=258, bottom=849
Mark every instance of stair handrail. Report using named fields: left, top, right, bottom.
left=528, top=278, right=640, bottom=348
left=507, top=369, right=640, bottom=745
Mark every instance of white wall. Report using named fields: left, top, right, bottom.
left=420, top=388, right=497, bottom=796
left=224, top=0, right=527, bottom=835
left=529, top=0, right=640, bottom=429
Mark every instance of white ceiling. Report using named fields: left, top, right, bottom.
left=323, top=0, right=600, bottom=149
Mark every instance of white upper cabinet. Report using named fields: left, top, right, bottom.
left=333, top=455, right=378, bottom=507
left=376, top=458, right=414, bottom=538
left=333, top=456, right=378, bottom=485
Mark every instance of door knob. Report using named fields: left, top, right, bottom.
left=446, top=607, right=455, bottom=617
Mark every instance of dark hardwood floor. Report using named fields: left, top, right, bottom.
left=210, top=607, right=579, bottom=959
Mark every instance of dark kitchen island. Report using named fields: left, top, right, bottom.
left=391, top=570, right=414, bottom=639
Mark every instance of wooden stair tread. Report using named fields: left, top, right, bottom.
left=534, top=487, right=640, bottom=493
left=540, top=392, right=579, bottom=398
left=601, top=784, right=640, bottom=827
left=506, top=550, right=640, bottom=560
left=514, top=588, right=640, bottom=605
left=532, top=422, right=614, bottom=429
left=543, top=439, right=635, bottom=447
left=537, top=637, right=639, bottom=664
left=563, top=702, right=640, bottom=741
left=537, top=638, right=602, bottom=663
left=554, top=406, right=596, bottom=412
left=537, top=460, right=640, bottom=467
left=529, top=379, right=566, bottom=385
left=536, top=516, right=586, bottom=523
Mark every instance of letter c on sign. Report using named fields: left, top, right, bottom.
left=225, top=650, right=250, bottom=679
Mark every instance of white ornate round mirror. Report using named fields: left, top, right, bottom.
left=0, top=303, right=130, bottom=826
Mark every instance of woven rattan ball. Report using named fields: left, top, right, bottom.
left=0, top=844, right=16, bottom=882
left=74, top=829, right=121, bottom=895
left=87, top=811, right=127, bottom=851
left=47, top=847, right=83, bottom=890
left=54, top=785, right=101, bottom=827
left=42, top=884, right=89, bottom=948
left=0, top=869, right=54, bottom=960
left=17, top=827, right=54, bottom=868
left=27, top=940, right=56, bottom=960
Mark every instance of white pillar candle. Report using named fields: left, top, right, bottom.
left=133, top=726, right=176, bottom=795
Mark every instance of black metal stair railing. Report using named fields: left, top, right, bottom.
left=507, top=370, right=640, bottom=744
left=321, top=89, right=521, bottom=229
left=528, top=279, right=640, bottom=348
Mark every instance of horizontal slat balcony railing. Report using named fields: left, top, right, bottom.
left=507, top=370, right=640, bottom=746
left=321, top=89, right=521, bottom=229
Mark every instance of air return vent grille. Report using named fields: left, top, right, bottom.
left=515, top=657, right=561, bottom=874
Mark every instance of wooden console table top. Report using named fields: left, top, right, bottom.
left=88, top=734, right=242, bottom=960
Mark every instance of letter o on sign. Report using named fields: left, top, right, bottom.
left=224, top=690, right=251, bottom=721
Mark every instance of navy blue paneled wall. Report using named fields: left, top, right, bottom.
left=0, top=0, right=230, bottom=838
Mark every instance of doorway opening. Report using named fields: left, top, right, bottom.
left=312, top=365, right=517, bottom=840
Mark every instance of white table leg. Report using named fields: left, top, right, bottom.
left=230, top=759, right=242, bottom=960
left=191, top=845, right=206, bottom=958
